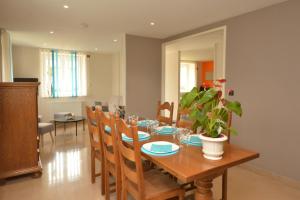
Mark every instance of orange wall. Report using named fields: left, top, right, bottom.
left=201, top=61, right=214, bottom=88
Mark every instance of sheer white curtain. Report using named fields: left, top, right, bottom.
left=180, top=62, right=197, bottom=93
left=40, top=49, right=87, bottom=98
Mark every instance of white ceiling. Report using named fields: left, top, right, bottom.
left=0, top=0, right=286, bottom=53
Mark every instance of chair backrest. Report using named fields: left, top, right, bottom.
left=115, top=116, right=145, bottom=199
left=176, top=106, right=193, bottom=129
left=86, top=106, right=101, bottom=150
left=156, top=101, right=174, bottom=126
left=96, top=110, right=120, bottom=172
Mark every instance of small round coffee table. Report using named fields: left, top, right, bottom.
left=53, top=116, right=86, bottom=136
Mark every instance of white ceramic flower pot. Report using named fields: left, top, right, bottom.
left=199, top=134, right=228, bottom=160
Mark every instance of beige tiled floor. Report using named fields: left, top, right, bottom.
left=1, top=124, right=300, bottom=200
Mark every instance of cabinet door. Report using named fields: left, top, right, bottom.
left=0, top=85, right=38, bottom=176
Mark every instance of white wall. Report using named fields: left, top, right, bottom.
left=214, top=41, right=225, bottom=92
left=181, top=48, right=214, bottom=61
left=12, top=45, right=118, bottom=121
left=0, top=29, right=13, bottom=82
left=164, top=50, right=179, bottom=119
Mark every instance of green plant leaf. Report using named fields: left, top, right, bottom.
left=180, top=87, right=199, bottom=108
left=225, top=101, right=243, bottom=117
left=198, top=88, right=218, bottom=104
left=218, top=108, right=229, bottom=122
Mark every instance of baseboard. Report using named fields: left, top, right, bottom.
left=238, top=164, right=300, bottom=189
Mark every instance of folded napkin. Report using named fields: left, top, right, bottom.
left=150, top=143, right=173, bottom=153
left=157, top=127, right=176, bottom=134
left=189, top=135, right=201, bottom=144
left=138, top=132, right=149, bottom=139
left=105, top=126, right=111, bottom=133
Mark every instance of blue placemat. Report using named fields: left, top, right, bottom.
left=141, top=147, right=179, bottom=157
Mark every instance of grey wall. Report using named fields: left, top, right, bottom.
left=126, top=34, right=162, bottom=118
left=165, top=0, right=300, bottom=181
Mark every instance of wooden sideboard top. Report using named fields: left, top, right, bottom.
left=0, top=82, right=40, bottom=88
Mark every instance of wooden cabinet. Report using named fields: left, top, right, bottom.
left=0, top=82, right=42, bottom=179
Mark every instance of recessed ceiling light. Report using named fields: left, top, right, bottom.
left=113, top=39, right=118, bottom=42
left=150, top=22, right=155, bottom=26
left=50, top=31, right=54, bottom=34
left=63, top=5, right=69, bottom=9
left=94, top=48, right=98, bottom=51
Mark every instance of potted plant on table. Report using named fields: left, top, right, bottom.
left=180, top=79, right=242, bottom=160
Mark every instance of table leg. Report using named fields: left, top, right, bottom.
left=64, top=123, right=66, bottom=132
left=222, top=170, right=228, bottom=200
left=54, top=122, right=57, bottom=136
left=194, top=178, right=213, bottom=200
left=83, top=120, right=85, bottom=131
left=76, top=121, right=78, bottom=136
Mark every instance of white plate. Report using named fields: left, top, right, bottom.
left=142, top=141, right=179, bottom=154
left=122, top=131, right=150, bottom=140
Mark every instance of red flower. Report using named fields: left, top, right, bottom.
left=216, top=79, right=226, bottom=83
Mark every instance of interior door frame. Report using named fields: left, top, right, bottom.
left=161, top=25, right=227, bottom=104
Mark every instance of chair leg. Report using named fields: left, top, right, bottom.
left=41, top=134, right=44, bottom=146
left=116, top=174, right=122, bottom=200
left=105, top=166, right=110, bottom=200
left=179, top=190, right=185, bottom=200
left=101, top=159, right=106, bottom=195
left=121, top=187, right=127, bottom=200
left=91, top=151, right=96, bottom=183
left=49, top=131, right=54, bottom=143
left=222, top=170, right=228, bottom=200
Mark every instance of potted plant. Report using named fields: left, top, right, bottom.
left=180, top=79, right=242, bottom=160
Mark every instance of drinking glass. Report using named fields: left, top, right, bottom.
left=177, top=128, right=191, bottom=147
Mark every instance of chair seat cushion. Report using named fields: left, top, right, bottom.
left=39, top=123, right=54, bottom=134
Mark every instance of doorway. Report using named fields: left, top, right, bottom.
left=162, top=26, right=226, bottom=118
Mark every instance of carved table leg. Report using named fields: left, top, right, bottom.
left=194, top=178, right=214, bottom=200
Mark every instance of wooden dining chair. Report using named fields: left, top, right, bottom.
left=176, top=106, right=193, bottom=129
left=115, top=116, right=185, bottom=200
left=96, top=110, right=121, bottom=200
left=221, top=111, right=233, bottom=200
left=156, top=101, right=174, bottom=126
left=86, top=106, right=105, bottom=195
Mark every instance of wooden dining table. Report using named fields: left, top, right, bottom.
left=135, top=134, right=259, bottom=200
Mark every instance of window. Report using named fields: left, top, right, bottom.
left=40, top=49, right=87, bottom=97
left=180, top=62, right=196, bottom=93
